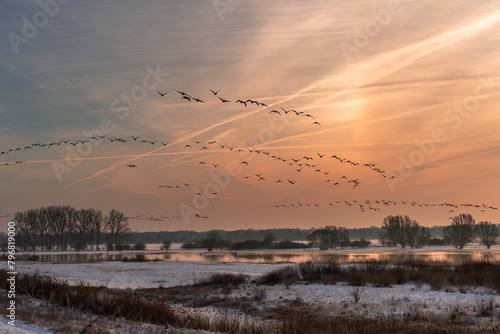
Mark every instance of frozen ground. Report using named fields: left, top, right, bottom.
left=16, top=261, right=289, bottom=288
left=0, top=316, right=54, bottom=334
left=15, top=260, right=500, bottom=321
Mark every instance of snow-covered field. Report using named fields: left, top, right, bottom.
left=14, top=259, right=500, bottom=320
left=8, top=248, right=500, bottom=332
left=16, top=261, right=289, bottom=289
left=0, top=316, right=55, bottom=334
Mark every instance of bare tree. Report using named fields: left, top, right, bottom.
left=77, top=208, right=103, bottom=250
left=160, top=240, right=172, bottom=251
left=105, top=209, right=131, bottom=250
left=307, top=226, right=339, bottom=250
left=415, top=226, right=431, bottom=248
left=338, top=227, right=351, bottom=249
left=380, top=215, right=423, bottom=249
left=202, top=229, right=223, bottom=251
left=475, top=221, right=499, bottom=249
left=443, top=214, right=475, bottom=249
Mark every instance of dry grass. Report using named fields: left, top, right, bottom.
left=1, top=268, right=499, bottom=333
left=259, top=260, right=500, bottom=293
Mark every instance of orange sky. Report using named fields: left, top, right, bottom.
left=1, top=0, right=499, bottom=231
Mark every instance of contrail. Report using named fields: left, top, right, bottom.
left=67, top=9, right=500, bottom=185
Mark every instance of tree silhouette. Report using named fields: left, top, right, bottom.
left=105, top=209, right=131, bottom=250
left=475, top=221, right=499, bottom=249
left=379, top=215, right=424, bottom=249
left=443, top=214, right=475, bottom=249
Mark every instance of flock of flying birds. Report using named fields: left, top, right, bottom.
left=1, top=86, right=498, bottom=221
left=273, top=199, right=498, bottom=215
left=156, top=88, right=322, bottom=126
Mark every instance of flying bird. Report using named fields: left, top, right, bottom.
left=209, top=88, right=221, bottom=96
left=157, top=90, right=169, bottom=97
left=126, top=165, right=137, bottom=168
left=217, top=96, right=231, bottom=103
left=311, top=122, right=321, bottom=126
left=235, top=99, right=248, bottom=107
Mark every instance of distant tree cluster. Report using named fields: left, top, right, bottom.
left=443, top=214, right=499, bottom=249
left=14, top=205, right=130, bottom=251
left=180, top=231, right=308, bottom=251
left=377, top=213, right=498, bottom=250
left=379, top=215, right=430, bottom=249
left=306, top=226, right=371, bottom=250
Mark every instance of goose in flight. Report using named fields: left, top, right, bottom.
left=311, top=122, right=321, bottom=126
left=209, top=88, right=221, bottom=96
left=217, top=96, right=231, bottom=103
left=235, top=99, right=247, bottom=107
left=157, top=90, right=169, bottom=97
left=126, top=164, right=137, bottom=168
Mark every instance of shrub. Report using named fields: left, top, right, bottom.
left=26, top=253, right=39, bottom=261
left=160, top=241, right=171, bottom=251
left=196, top=273, right=248, bottom=287
left=350, top=286, right=363, bottom=304
left=132, top=243, right=146, bottom=250
left=253, top=287, right=267, bottom=303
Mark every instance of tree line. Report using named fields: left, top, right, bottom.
left=6, top=205, right=499, bottom=251
left=13, top=205, right=131, bottom=251
left=378, top=214, right=498, bottom=249
left=183, top=214, right=498, bottom=251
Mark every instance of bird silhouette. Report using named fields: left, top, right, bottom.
left=126, top=164, right=137, bottom=168
left=209, top=88, right=221, bottom=96
left=311, top=122, right=321, bottom=126
left=217, top=96, right=231, bottom=103
left=235, top=99, right=248, bottom=107
left=157, top=90, right=169, bottom=97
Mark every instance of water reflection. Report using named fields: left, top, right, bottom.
left=19, top=249, right=500, bottom=265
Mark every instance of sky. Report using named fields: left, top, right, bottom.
left=1, top=0, right=499, bottom=232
